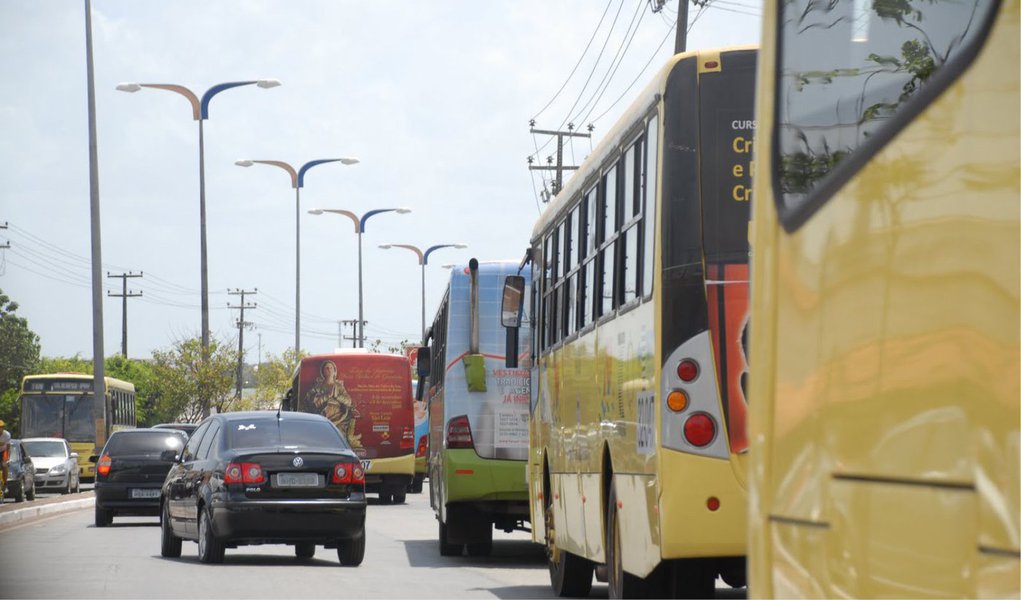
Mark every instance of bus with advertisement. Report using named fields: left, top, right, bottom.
left=283, top=350, right=416, bottom=504
left=405, top=344, right=428, bottom=494
left=417, top=259, right=532, bottom=557
left=502, top=47, right=756, bottom=597
left=746, top=0, right=1019, bottom=595
left=19, top=373, right=137, bottom=481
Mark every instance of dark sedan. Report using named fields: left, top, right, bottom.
left=4, top=440, right=36, bottom=503
left=160, top=411, right=367, bottom=565
left=93, top=429, right=188, bottom=526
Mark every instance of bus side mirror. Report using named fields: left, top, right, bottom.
left=417, top=346, right=431, bottom=379
left=88, top=455, right=98, bottom=464
left=501, top=276, right=526, bottom=368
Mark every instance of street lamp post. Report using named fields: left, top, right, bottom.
left=116, top=79, right=280, bottom=363
left=308, top=207, right=411, bottom=348
left=378, top=243, right=467, bottom=340
left=235, top=157, right=359, bottom=354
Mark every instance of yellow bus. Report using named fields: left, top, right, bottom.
left=746, top=0, right=1020, bottom=595
left=20, top=373, right=137, bottom=481
left=504, top=47, right=757, bottom=597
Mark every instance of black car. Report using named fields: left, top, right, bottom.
left=93, top=429, right=188, bottom=527
left=151, top=423, right=199, bottom=439
left=160, top=411, right=367, bottom=565
left=4, top=439, right=36, bottom=503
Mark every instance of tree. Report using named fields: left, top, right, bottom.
left=149, top=336, right=248, bottom=423
left=253, top=348, right=306, bottom=410
left=0, top=290, right=41, bottom=433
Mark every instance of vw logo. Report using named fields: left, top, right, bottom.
left=292, top=456, right=303, bottom=468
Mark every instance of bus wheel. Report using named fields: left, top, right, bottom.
left=465, top=525, right=492, bottom=557
left=392, top=490, right=406, bottom=504
left=438, top=520, right=463, bottom=556
left=546, top=499, right=593, bottom=597
left=606, top=479, right=646, bottom=599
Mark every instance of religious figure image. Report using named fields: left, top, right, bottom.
left=303, top=359, right=362, bottom=449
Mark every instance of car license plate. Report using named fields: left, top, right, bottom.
left=130, top=488, right=160, bottom=499
left=275, top=472, right=319, bottom=487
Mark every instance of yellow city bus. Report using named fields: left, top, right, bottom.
left=20, top=373, right=137, bottom=481
left=746, top=0, right=1020, bottom=595
left=504, top=47, right=757, bottom=597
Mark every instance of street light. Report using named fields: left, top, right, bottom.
left=378, top=243, right=467, bottom=339
left=116, top=79, right=280, bottom=363
left=235, top=157, right=360, bottom=354
left=308, top=207, right=412, bottom=348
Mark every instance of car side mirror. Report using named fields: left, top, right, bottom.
left=160, top=449, right=181, bottom=462
left=88, top=455, right=98, bottom=463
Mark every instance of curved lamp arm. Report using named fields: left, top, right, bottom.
left=309, top=208, right=361, bottom=233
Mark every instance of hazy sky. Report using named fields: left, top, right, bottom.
left=1, top=0, right=761, bottom=361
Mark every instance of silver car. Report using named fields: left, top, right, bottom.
left=22, top=438, right=81, bottom=495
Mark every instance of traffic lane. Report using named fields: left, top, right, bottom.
left=0, top=489, right=564, bottom=599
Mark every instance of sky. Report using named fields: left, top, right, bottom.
left=0, top=0, right=761, bottom=362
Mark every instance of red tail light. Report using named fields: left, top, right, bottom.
left=416, top=434, right=428, bottom=458
left=677, top=359, right=699, bottom=382
left=446, top=415, right=474, bottom=449
left=332, top=462, right=366, bottom=485
left=683, top=413, right=716, bottom=447
left=97, top=454, right=111, bottom=477
left=225, top=462, right=264, bottom=484
left=400, top=426, right=415, bottom=450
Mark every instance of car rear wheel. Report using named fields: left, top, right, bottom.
left=337, top=529, right=365, bottom=566
left=161, top=503, right=182, bottom=558
left=198, top=508, right=225, bottom=564
left=295, top=543, right=316, bottom=559
left=25, top=479, right=35, bottom=501
left=95, top=504, right=113, bottom=527
left=13, top=482, right=25, bottom=503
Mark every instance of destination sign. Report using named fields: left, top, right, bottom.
left=24, top=379, right=94, bottom=392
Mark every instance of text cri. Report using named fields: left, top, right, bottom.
left=731, top=135, right=754, bottom=202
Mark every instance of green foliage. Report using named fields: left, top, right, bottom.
left=0, top=290, right=41, bottom=392
left=149, top=336, right=242, bottom=423
left=253, top=348, right=306, bottom=409
left=368, top=339, right=411, bottom=355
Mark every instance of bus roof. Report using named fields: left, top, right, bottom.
left=21, top=373, right=136, bottom=392
left=531, top=45, right=757, bottom=242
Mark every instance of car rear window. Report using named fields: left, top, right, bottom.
left=105, top=432, right=185, bottom=457
left=227, top=419, right=348, bottom=450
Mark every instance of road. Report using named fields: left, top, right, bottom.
left=0, top=482, right=746, bottom=599
left=0, top=482, right=580, bottom=599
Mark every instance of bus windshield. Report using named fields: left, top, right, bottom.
left=21, top=394, right=96, bottom=442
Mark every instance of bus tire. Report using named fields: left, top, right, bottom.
left=295, top=543, right=316, bottom=559
left=466, top=524, right=493, bottom=557
left=546, top=500, right=593, bottom=597
left=392, top=490, right=406, bottom=504
left=606, top=479, right=647, bottom=599
left=410, top=475, right=424, bottom=494
left=438, top=520, right=463, bottom=557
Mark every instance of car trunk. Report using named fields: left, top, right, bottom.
left=228, top=448, right=363, bottom=500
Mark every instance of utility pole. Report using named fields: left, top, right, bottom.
left=651, top=0, right=690, bottom=53
left=107, top=271, right=143, bottom=357
left=228, top=288, right=257, bottom=397
left=338, top=319, right=363, bottom=348
left=0, top=222, right=9, bottom=250
left=528, top=122, right=591, bottom=200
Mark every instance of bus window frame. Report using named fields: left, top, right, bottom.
left=771, top=0, right=1003, bottom=232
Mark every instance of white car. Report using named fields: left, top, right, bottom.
left=22, top=438, right=81, bottom=495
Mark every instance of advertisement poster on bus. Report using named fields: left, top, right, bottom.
left=404, top=344, right=429, bottom=462
left=298, top=354, right=414, bottom=459
left=443, top=264, right=531, bottom=461
left=706, top=263, right=750, bottom=453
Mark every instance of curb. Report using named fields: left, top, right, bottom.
left=0, top=496, right=94, bottom=530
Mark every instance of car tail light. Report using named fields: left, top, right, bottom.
left=677, top=359, right=699, bottom=382
left=446, top=415, right=473, bottom=449
left=332, top=462, right=367, bottom=485
left=400, top=426, right=415, bottom=450
left=416, top=434, right=428, bottom=458
left=683, top=413, right=716, bottom=447
left=97, top=455, right=111, bottom=477
left=225, top=462, right=264, bottom=484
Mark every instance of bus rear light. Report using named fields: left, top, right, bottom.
left=97, top=454, right=111, bottom=477
left=683, top=413, right=716, bottom=447
left=446, top=415, right=474, bottom=449
left=704, top=60, right=719, bottom=69
left=416, top=434, right=428, bottom=457
left=667, top=390, right=689, bottom=412
left=677, top=359, right=699, bottom=382
left=225, top=462, right=264, bottom=484
left=400, top=426, right=415, bottom=449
